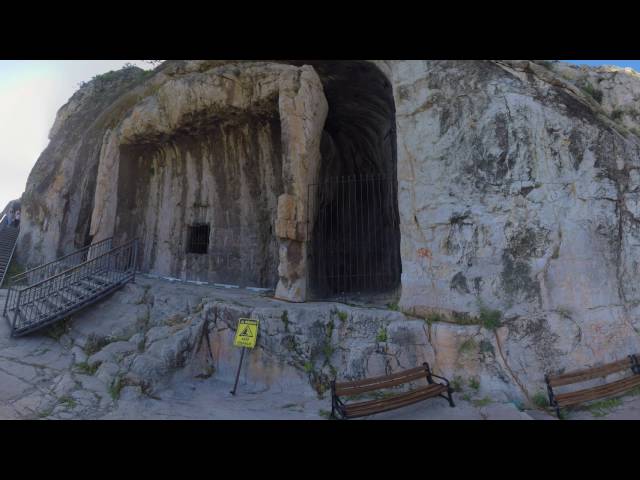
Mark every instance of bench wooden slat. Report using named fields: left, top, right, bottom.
left=547, top=358, right=633, bottom=387
left=554, top=374, right=640, bottom=407
left=335, top=366, right=426, bottom=390
left=335, top=370, right=429, bottom=397
left=343, top=384, right=447, bottom=418
left=331, top=363, right=455, bottom=419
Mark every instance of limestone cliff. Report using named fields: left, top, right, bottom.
left=14, top=60, right=640, bottom=398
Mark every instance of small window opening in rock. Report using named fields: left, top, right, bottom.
left=187, top=224, right=210, bottom=254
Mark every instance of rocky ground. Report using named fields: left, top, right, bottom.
left=0, top=276, right=639, bottom=421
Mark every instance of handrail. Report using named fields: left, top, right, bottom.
left=10, top=237, right=113, bottom=285
left=19, top=238, right=136, bottom=293
left=0, top=223, right=18, bottom=288
left=6, top=238, right=138, bottom=336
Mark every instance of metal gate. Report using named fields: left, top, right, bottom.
left=307, top=174, right=401, bottom=300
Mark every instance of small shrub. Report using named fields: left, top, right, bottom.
left=318, top=409, right=333, bottom=419
left=459, top=338, right=478, bottom=355
left=628, top=386, right=640, bottom=397
left=451, top=376, right=464, bottom=392
left=58, top=395, right=77, bottom=409
left=611, top=109, right=624, bottom=121
left=45, top=319, right=71, bottom=341
left=532, top=391, right=549, bottom=409
left=588, top=397, right=622, bottom=417
left=109, top=375, right=125, bottom=401
left=322, top=342, right=334, bottom=359
left=303, top=362, right=314, bottom=373
left=479, top=307, right=502, bottom=331
left=387, top=303, right=399, bottom=311
left=472, top=397, right=492, bottom=408
left=479, top=339, right=495, bottom=355
left=469, top=377, right=481, bottom=391
left=84, top=334, right=110, bottom=356
left=376, top=327, right=388, bottom=343
left=537, top=60, right=555, bottom=70
left=336, top=310, right=348, bottom=322
left=4, top=259, right=25, bottom=286
left=581, top=82, right=604, bottom=104
left=74, top=362, right=99, bottom=376
left=425, top=312, right=445, bottom=325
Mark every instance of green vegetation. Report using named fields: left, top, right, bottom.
left=74, top=361, right=99, bottom=376
left=376, top=327, right=388, bottom=343
left=611, top=109, right=625, bottom=121
left=479, top=307, right=502, bottom=331
left=281, top=310, right=289, bottom=332
left=322, top=343, right=335, bottom=359
left=472, top=397, right=492, bottom=408
left=425, top=312, right=446, bottom=325
left=532, top=391, right=549, bottom=409
left=84, top=334, right=110, bottom=356
left=537, top=60, right=555, bottom=70
left=459, top=338, right=478, bottom=355
left=109, top=375, right=125, bottom=401
left=587, top=397, right=622, bottom=417
left=303, top=361, right=314, bottom=373
left=335, top=310, right=348, bottom=322
left=479, top=339, right=495, bottom=355
left=387, top=303, right=399, bottom=312
left=468, top=377, right=481, bottom=391
left=3, top=258, right=25, bottom=286
left=37, top=406, right=54, bottom=419
left=318, top=409, right=333, bottom=419
left=58, top=395, right=77, bottom=409
left=627, top=385, right=640, bottom=397
left=451, top=376, right=464, bottom=392
left=581, top=82, right=604, bottom=104
left=45, top=318, right=72, bottom=341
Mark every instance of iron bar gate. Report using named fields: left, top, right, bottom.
left=307, top=174, right=401, bottom=300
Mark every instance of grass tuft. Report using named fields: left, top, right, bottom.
left=532, top=391, right=549, bottom=409
left=587, top=397, right=622, bottom=417
left=479, top=307, right=502, bottom=331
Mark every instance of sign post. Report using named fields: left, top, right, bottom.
left=230, top=318, right=259, bottom=395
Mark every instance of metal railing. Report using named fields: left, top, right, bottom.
left=4, top=238, right=137, bottom=336
left=9, top=237, right=113, bottom=287
left=0, top=215, right=19, bottom=288
left=307, top=174, right=401, bottom=300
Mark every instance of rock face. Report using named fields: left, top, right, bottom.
left=14, top=60, right=640, bottom=397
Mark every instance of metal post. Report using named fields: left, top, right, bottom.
left=230, top=347, right=246, bottom=396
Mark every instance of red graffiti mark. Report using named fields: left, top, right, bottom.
left=417, top=248, right=432, bottom=259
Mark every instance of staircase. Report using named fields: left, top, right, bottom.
left=0, top=216, right=19, bottom=288
left=2, top=237, right=138, bottom=337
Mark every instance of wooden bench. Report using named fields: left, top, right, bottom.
left=545, top=355, right=640, bottom=418
left=330, top=363, right=455, bottom=419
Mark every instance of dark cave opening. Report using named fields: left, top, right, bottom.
left=301, top=61, right=402, bottom=300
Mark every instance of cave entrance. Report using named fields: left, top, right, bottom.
left=305, top=61, right=401, bottom=301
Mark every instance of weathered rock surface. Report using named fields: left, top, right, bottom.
left=11, top=60, right=640, bottom=399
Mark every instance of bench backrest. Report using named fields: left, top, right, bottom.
left=546, top=356, right=637, bottom=388
left=334, top=365, right=430, bottom=397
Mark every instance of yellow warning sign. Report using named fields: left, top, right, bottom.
left=233, top=318, right=259, bottom=349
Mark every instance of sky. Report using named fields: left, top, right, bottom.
left=0, top=60, right=153, bottom=211
left=0, top=59, right=639, bottom=212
